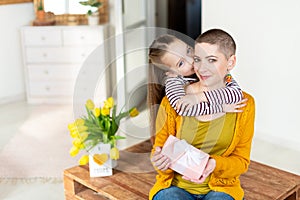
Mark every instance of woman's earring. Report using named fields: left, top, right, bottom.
left=225, top=73, right=232, bottom=83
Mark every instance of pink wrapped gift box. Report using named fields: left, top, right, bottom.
left=161, top=135, right=209, bottom=179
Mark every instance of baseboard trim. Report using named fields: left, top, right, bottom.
left=0, top=94, right=26, bottom=105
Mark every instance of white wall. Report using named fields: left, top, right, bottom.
left=202, top=0, right=300, bottom=151
left=0, top=3, right=34, bottom=103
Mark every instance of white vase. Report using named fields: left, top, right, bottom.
left=88, top=15, right=99, bottom=26
left=111, top=159, right=118, bottom=168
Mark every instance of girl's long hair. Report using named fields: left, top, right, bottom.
left=147, top=61, right=167, bottom=142
left=147, top=35, right=176, bottom=142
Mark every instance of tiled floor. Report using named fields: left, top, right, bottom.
left=0, top=101, right=299, bottom=200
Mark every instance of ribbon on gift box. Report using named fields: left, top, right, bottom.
left=161, top=135, right=209, bottom=179
left=166, top=139, right=207, bottom=163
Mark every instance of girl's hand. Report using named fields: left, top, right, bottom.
left=182, top=158, right=216, bottom=184
left=222, top=98, right=248, bottom=113
left=151, top=147, right=171, bottom=171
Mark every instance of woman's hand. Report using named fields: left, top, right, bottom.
left=151, top=147, right=171, bottom=171
left=182, top=158, right=216, bottom=184
left=222, top=98, right=248, bottom=113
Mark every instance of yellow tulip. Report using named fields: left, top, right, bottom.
left=79, top=143, right=85, bottom=150
left=110, top=147, right=120, bottom=160
left=69, top=146, right=79, bottom=157
left=86, top=99, right=95, bottom=110
left=78, top=155, right=89, bottom=165
left=94, top=107, right=101, bottom=117
left=101, top=107, right=110, bottom=116
left=75, top=118, right=85, bottom=126
left=70, top=128, right=80, bottom=138
left=104, top=97, right=114, bottom=109
left=67, top=123, right=75, bottom=132
left=79, top=132, right=88, bottom=141
left=129, top=108, right=139, bottom=117
left=77, top=125, right=88, bottom=133
left=72, top=138, right=82, bottom=148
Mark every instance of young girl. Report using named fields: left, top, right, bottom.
left=148, top=34, right=245, bottom=136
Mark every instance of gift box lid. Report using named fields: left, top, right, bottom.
left=161, top=135, right=209, bottom=179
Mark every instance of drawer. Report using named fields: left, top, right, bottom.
left=63, top=28, right=104, bottom=46
left=25, top=46, right=97, bottom=63
left=28, top=81, right=75, bottom=96
left=27, top=65, right=80, bottom=81
left=22, top=29, right=62, bottom=46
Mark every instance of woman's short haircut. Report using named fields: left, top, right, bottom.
left=196, top=29, right=236, bottom=59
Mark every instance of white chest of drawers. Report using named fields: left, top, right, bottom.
left=20, top=25, right=108, bottom=104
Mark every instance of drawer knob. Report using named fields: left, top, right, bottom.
left=45, top=86, right=50, bottom=91
left=80, top=36, right=85, bottom=40
left=41, top=36, right=46, bottom=41
left=43, top=53, right=47, bottom=57
left=44, top=70, right=49, bottom=74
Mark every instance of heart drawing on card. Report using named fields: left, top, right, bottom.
left=93, top=153, right=108, bottom=166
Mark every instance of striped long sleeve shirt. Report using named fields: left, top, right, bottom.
left=165, top=75, right=243, bottom=116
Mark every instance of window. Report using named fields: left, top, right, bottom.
left=44, top=0, right=90, bottom=14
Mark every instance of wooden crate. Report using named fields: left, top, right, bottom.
left=64, top=140, right=300, bottom=200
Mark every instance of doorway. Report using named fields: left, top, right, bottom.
left=156, top=0, right=202, bottom=41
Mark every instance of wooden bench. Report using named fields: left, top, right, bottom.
left=64, top=139, right=300, bottom=200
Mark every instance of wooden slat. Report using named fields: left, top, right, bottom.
left=241, top=176, right=282, bottom=200
left=65, top=166, right=113, bottom=192
left=131, top=172, right=156, bottom=185
left=241, top=161, right=300, bottom=200
left=97, top=183, right=146, bottom=200
left=241, top=173, right=295, bottom=199
left=248, top=161, right=300, bottom=186
left=64, top=175, right=76, bottom=196
left=106, top=170, right=153, bottom=197
left=283, top=191, right=297, bottom=200
left=65, top=167, right=147, bottom=199
left=77, top=189, right=109, bottom=200
left=64, top=139, right=300, bottom=200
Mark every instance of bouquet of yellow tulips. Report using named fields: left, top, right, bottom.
left=68, top=97, right=139, bottom=165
